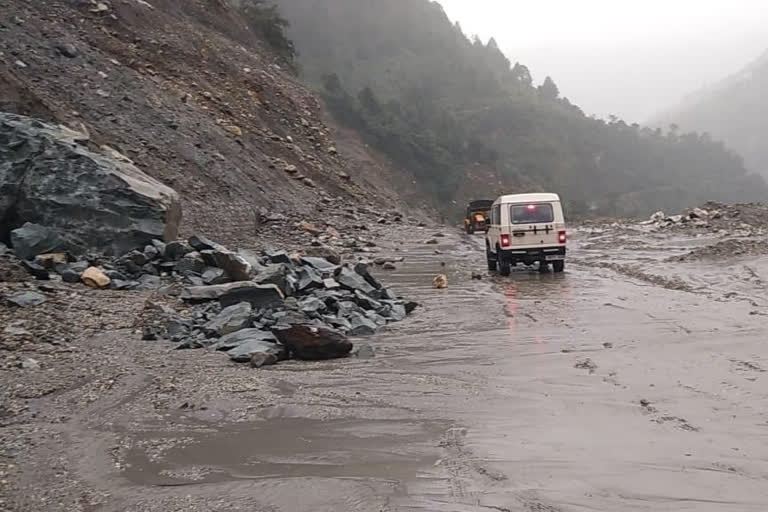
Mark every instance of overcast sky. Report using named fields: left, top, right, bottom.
left=437, top=0, right=768, bottom=123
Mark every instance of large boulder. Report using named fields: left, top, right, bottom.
left=0, top=113, right=181, bottom=256
left=272, top=324, right=353, bottom=360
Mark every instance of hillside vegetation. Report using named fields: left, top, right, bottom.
left=275, top=0, right=767, bottom=217
left=655, top=50, right=768, bottom=177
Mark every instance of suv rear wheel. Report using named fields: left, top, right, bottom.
left=485, top=244, right=496, bottom=271
left=498, top=253, right=511, bottom=276
left=552, top=260, right=565, bottom=273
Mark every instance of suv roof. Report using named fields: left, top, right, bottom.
left=495, top=193, right=560, bottom=204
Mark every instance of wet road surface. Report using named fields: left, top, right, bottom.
left=75, top=226, right=768, bottom=511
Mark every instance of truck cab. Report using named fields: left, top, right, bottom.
left=464, top=199, right=493, bottom=234
left=485, top=193, right=566, bottom=275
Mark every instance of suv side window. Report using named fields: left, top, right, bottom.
left=492, top=205, right=500, bottom=225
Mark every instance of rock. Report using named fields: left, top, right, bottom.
left=211, top=250, right=252, bottom=281
left=81, top=267, right=111, bottom=288
left=10, top=223, right=64, bottom=260
left=121, top=250, right=148, bottom=266
left=59, top=267, right=82, bottom=283
left=175, top=251, right=206, bottom=275
left=382, top=262, right=397, bottom=270
left=21, top=260, right=50, bottom=280
left=34, top=252, right=68, bottom=269
left=425, top=238, right=439, bottom=245
left=253, top=264, right=290, bottom=294
left=433, top=274, right=448, bottom=289
left=296, top=266, right=323, bottom=292
left=471, top=271, right=483, bottom=280
left=348, top=312, right=377, bottom=336
left=237, top=249, right=267, bottom=273
left=222, top=124, right=243, bottom=137
left=55, top=42, right=79, bottom=58
left=0, top=114, right=181, bottom=256
left=228, top=339, right=285, bottom=364
left=689, top=208, right=709, bottom=219
left=202, top=267, right=230, bottom=285
left=111, top=279, right=139, bottom=290
left=666, top=215, right=683, bottom=224
left=136, top=274, right=161, bottom=289
left=650, top=211, right=666, bottom=222
left=7, top=291, right=47, bottom=307
left=144, top=244, right=159, bottom=261
left=0, top=242, right=7, bottom=254
left=298, top=220, right=322, bottom=235
left=102, top=270, right=127, bottom=284
left=167, top=318, right=192, bottom=338
left=283, top=164, right=298, bottom=173
left=323, top=278, right=340, bottom=290
left=328, top=146, right=338, bottom=155
left=405, top=301, right=419, bottom=314
left=264, top=248, right=291, bottom=264
left=204, top=302, right=253, bottom=337
left=301, top=257, right=338, bottom=272
left=299, top=296, right=326, bottom=314
left=273, top=324, right=352, bottom=360
left=209, top=328, right=276, bottom=351
left=356, top=343, right=376, bottom=359
left=188, top=235, right=226, bottom=253
left=304, top=246, right=341, bottom=265
left=182, top=282, right=284, bottom=309
left=336, top=267, right=375, bottom=295
left=164, top=240, right=193, bottom=260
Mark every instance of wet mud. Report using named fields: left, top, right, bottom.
left=5, top=224, right=768, bottom=511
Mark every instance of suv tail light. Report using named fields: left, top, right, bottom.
left=558, top=230, right=567, bottom=244
left=501, top=234, right=510, bottom=247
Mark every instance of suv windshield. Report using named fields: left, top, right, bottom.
left=510, top=203, right=554, bottom=224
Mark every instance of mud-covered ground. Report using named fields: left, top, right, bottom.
left=4, top=221, right=768, bottom=511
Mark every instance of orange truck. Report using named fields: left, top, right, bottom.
left=464, top=199, right=493, bottom=234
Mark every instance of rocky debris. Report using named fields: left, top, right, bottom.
left=7, top=290, right=47, bottom=307
left=382, top=262, right=397, bottom=270
left=273, top=324, right=353, bottom=360
left=433, top=274, right=448, bottom=289
left=0, top=113, right=181, bottom=257
left=471, top=271, right=483, bottom=280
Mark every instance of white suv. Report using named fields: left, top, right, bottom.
left=485, top=193, right=567, bottom=275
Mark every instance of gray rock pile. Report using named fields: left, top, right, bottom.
left=127, top=235, right=418, bottom=367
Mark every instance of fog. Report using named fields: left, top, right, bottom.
left=437, top=0, right=768, bottom=123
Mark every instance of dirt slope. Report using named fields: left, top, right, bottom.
left=0, top=0, right=419, bottom=247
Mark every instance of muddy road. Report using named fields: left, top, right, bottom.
left=4, top=225, right=768, bottom=511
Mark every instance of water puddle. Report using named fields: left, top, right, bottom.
left=123, top=418, right=445, bottom=486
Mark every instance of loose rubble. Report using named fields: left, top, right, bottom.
left=2, top=231, right=417, bottom=368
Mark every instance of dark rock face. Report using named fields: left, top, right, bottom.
left=273, top=324, right=353, bottom=360
left=0, top=113, right=181, bottom=256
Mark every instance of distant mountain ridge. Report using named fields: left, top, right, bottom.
left=654, top=49, right=768, bottom=176
left=274, top=0, right=768, bottom=217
